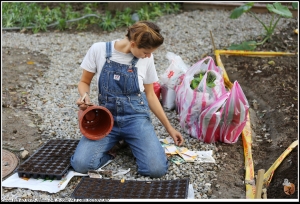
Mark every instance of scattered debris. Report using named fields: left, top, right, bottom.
left=160, top=137, right=216, bottom=164
left=282, top=178, right=295, bottom=195
left=20, top=150, right=29, bottom=160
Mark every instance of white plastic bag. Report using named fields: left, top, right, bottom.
left=161, top=84, right=176, bottom=110
left=160, top=52, right=188, bottom=89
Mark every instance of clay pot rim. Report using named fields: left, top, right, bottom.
left=78, top=105, right=114, bottom=140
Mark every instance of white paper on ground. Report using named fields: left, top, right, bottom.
left=165, top=145, right=177, bottom=154
left=194, top=150, right=216, bottom=163
left=159, top=136, right=174, bottom=144
left=2, top=170, right=87, bottom=193
left=188, top=184, right=195, bottom=199
left=96, top=159, right=113, bottom=171
left=112, top=168, right=131, bottom=177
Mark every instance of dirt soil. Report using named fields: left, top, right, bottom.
left=2, top=48, right=50, bottom=169
left=210, top=20, right=298, bottom=199
left=2, top=5, right=298, bottom=199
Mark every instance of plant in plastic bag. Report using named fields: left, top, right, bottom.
left=175, top=56, right=227, bottom=139
left=190, top=72, right=204, bottom=90
left=190, top=71, right=217, bottom=90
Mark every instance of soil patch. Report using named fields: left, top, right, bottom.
left=211, top=20, right=298, bottom=199
left=2, top=46, right=50, bottom=176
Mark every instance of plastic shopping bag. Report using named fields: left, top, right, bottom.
left=160, top=52, right=188, bottom=89
left=219, top=80, right=249, bottom=144
left=175, top=56, right=227, bottom=138
left=198, top=92, right=230, bottom=143
left=161, top=84, right=176, bottom=111
left=160, top=52, right=188, bottom=110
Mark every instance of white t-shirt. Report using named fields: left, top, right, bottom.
left=80, top=40, right=158, bottom=92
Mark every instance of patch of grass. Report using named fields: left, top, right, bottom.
left=2, top=2, right=182, bottom=33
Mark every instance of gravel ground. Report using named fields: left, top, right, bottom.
left=1, top=9, right=296, bottom=200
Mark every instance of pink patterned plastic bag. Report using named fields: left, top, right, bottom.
left=219, top=80, right=249, bottom=144
left=198, top=92, right=230, bottom=143
left=175, top=56, right=227, bottom=139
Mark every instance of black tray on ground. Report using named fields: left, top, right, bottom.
left=71, top=177, right=190, bottom=199
left=15, top=139, right=79, bottom=180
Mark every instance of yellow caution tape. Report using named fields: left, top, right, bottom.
left=242, top=113, right=256, bottom=199
left=215, top=50, right=296, bottom=57
left=263, top=140, right=298, bottom=187
left=215, top=50, right=233, bottom=89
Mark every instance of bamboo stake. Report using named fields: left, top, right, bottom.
left=210, top=31, right=216, bottom=51
left=255, top=169, right=265, bottom=199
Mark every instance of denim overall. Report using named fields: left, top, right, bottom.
left=71, top=42, right=168, bottom=178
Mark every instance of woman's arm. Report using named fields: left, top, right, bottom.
left=76, top=69, right=95, bottom=110
left=144, top=83, right=184, bottom=146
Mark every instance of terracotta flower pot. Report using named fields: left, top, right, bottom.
left=78, top=105, right=113, bottom=140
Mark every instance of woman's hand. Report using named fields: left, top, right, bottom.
left=167, top=126, right=184, bottom=146
left=77, top=69, right=95, bottom=110
left=76, top=93, right=92, bottom=111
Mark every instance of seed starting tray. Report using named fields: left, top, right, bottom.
left=71, top=177, right=189, bottom=199
left=15, top=139, right=79, bottom=180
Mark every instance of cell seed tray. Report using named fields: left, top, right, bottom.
left=71, top=177, right=189, bottom=199
left=16, top=139, right=79, bottom=180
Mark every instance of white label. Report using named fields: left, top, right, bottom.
left=113, top=74, right=120, bottom=81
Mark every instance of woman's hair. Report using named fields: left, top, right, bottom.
left=126, top=21, right=164, bottom=49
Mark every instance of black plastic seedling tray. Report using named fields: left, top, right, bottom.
left=15, top=139, right=79, bottom=180
left=71, top=177, right=190, bottom=199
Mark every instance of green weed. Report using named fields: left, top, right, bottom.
left=228, top=2, right=296, bottom=51
left=2, top=2, right=182, bottom=33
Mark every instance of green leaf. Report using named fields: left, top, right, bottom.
left=266, top=3, right=293, bottom=18
left=199, top=72, right=204, bottom=82
left=57, top=19, right=66, bottom=30
left=292, top=2, right=298, bottom=10
left=206, top=71, right=216, bottom=88
left=227, top=41, right=257, bottom=51
left=190, top=72, right=207, bottom=90
left=229, top=2, right=254, bottom=19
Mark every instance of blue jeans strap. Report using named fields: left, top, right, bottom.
left=131, top=56, right=139, bottom=67
left=106, top=42, right=112, bottom=59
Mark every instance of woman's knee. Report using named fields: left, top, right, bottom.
left=70, top=154, right=90, bottom=174
left=139, top=160, right=169, bottom=178
left=71, top=151, right=112, bottom=174
left=149, top=167, right=168, bottom=178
